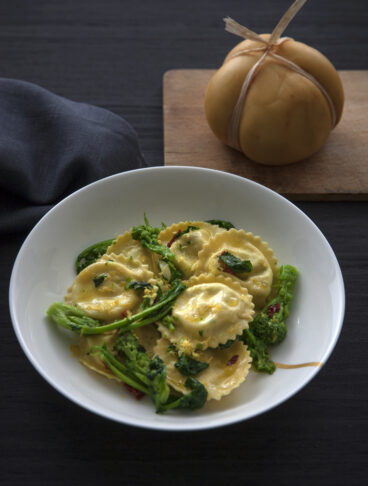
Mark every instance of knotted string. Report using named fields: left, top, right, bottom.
left=223, top=0, right=336, bottom=151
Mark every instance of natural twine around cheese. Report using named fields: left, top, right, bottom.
left=224, top=0, right=337, bottom=151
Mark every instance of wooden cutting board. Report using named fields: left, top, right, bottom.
left=163, top=69, right=368, bottom=201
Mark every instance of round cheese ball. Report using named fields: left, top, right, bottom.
left=204, top=35, right=344, bottom=165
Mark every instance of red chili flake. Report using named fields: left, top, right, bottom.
left=227, top=355, right=239, bottom=366
left=167, top=231, right=182, bottom=248
left=124, top=383, right=145, bottom=400
left=267, top=302, right=281, bottom=317
left=120, top=310, right=128, bottom=318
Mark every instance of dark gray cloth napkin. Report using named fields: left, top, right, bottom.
left=0, top=78, right=146, bottom=234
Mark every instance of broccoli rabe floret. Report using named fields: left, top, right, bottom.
left=241, top=264, right=298, bottom=374
left=250, top=264, right=298, bottom=345
left=242, top=329, right=276, bottom=374
left=132, top=214, right=182, bottom=280
left=91, top=331, right=170, bottom=412
left=249, top=308, right=287, bottom=346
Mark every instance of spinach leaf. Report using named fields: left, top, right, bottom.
left=219, top=251, right=253, bottom=273
left=125, top=280, right=153, bottom=291
left=163, top=377, right=208, bottom=411
left=93, top=273, right=107, bottom=287
left=174, top=354, right=209, bottom=376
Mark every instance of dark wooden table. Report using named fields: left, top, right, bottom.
left=1, top=1, right=367, bottom=484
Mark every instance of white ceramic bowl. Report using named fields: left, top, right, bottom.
left=9, top=167, right=345, bottom=431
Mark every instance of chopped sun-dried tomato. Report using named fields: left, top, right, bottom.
left=227, top=354, right=239, bottom=366
left=267, top=302, right=281, bottom=317
left=124, top=383, right=145, bottom=400
left=222, top=265, right=235, bottom=275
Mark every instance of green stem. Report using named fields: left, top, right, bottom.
left=81, top=284, right=184, bottom=335
left=90, top=346, right=149, bottom=394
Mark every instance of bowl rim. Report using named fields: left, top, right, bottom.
left=8, top=166, right=345, bottom=431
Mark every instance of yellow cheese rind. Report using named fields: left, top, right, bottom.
left=154, top=337, right=252, bottom=400
left=204, top=35, right=344, bottom=165
left=194, top=228, right=278, bottom=308
left=157, top=273, right=254, bottom=351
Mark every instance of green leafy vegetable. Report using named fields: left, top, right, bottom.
left=242, top=329, right=276, bottom=374
left=219, top=251, right=253, bottom=274
left=113, top=332, right=170, bottom=411
left=174, top=354, right=209, bottom=376
left=250, top=264, right=298, bottom=345
left=162, top=377, right=208, bottom=411
left=47, top=279, right=186, bottom=335
left=46, top=302, right=100, bottom=332
left=241, top=264, right=298, bottom=374
left=75, top=239, right=114, bottom=274
left=90, top=332, right=207, bottom=412
left=93, top=273, right=107, bottom=287
left=125, top=280, right=153, bottom=291
left=206, top=219, right=235, bottom=230
left=90, top=334, right=170, bottom=412
left=132, top=215, right=182, bottom=281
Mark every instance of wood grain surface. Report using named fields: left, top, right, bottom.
left=164, top=69, right=368, bottom=200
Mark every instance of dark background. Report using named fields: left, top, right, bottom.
left=1, top=1, right=367, bottom=485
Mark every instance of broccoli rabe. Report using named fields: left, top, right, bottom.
left=132, top=214, right=182, bottom=280
left=250, top=264, right=298, bottom=345
left=162, top=377, right=208, bottom=411
left=113, top=332, right=170, bottom=411
left=241, top=264, right=298, bottom=374
left=90, top=334, right=170, bottom=412
left=47, top=279, right=186, bottom=335
left=75, top=239, right=114, bottom=274
left=90, top=332, right=207, bottom=412
left=242, top=329, right=276, bottom=374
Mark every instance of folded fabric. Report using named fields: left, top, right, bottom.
left=0, top=78, right=146, bottom=234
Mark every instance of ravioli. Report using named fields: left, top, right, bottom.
left=157, top=274, right=254, bottom=352
left=194, top=228, right=278, bottom=308
left=154, top=337, right=251, bottom=400
left=73, top=333, right=117, bottom=379
left=106, top=229, right=159, bottom=274
left=158, top=221, right=225, bottom=278
left=133, top=324, right=161, bottom=358
left=54, top=217, right=291, bottom=413
left=69, top=257, right=154, bottom=321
